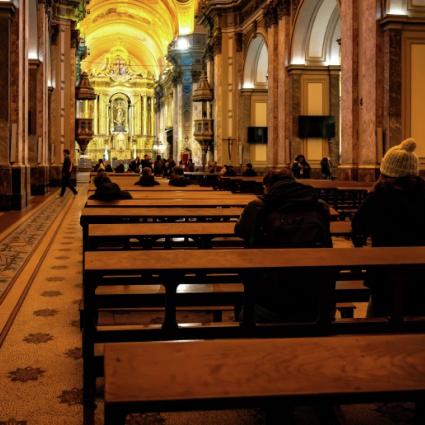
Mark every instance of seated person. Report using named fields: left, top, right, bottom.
left=89, top=182, right=133, bottom=200
left=129, top=157, right=141, bottom=173
left=153, top=155, right=165, bottom=176
left=141, top=154, right=152, bottom=170
left=234, top=168, right=333, bottom=323
left=164, top=157, right=176, bottom=177
left=168, top=166, right=192, bottom=186
left=222, top=165, right=237, bottom=177
left=243, top=163, right=257, bottom=177
left=94, top=158, right=105, bottom=172
left=187, top=158, right=195, bottom=172
left=135, top=167, right=160, bottom=186
left=104, top=163, right=113, bottom=172
left=352, top=138, right=425, bottom=317
left=115, top=163, right=125, bottom=173
left=208, top=161, right=218, bottom=173
left=292, top=155, right=311, bottom=179
left=91, top=172, right=111, bottom=189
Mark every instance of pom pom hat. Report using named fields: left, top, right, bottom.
left=380, top=138, right=419, bottom=178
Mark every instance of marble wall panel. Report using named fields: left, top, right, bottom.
left=0, top=14, right=11, bottom=165
left=289, top=72, right=301, bottom=162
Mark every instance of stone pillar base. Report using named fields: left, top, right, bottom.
left=337, top=164, right=358, bottom=181
left=358, top=166, right=380, bottom=182
left=337, top=164, right=380, bottom=182
left=31, top=165, right=50, bottom=195
left=50, top=164, right=77, bottom=188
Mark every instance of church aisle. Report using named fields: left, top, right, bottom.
left=0, top=188, right=86, bottom=424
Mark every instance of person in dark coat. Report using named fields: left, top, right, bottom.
left=292, top=154, right=311, bottom=179
left=92, top=172, right=111, bottom=188
left=129, top=157, right=141, bottom=173
left=115, top=163, right=125, bottom=173
left=59, top=149, right=78, bottom=197
left=141, top=154, right=152, bottom=171
left=320, top=158, right=332, bottom=180
left=135, top=167, right=160, bottom=186
left=242, top=163, right=257, bottom=177
left=153, top=155, right=165, bottom=176
left=164, top=157, right=176, bottom=177
left=89, top=182, right=133, bottom=200
left=352, top=138, right=425, bottom=317
left=235, top=168, right=332, bottom=323
left=187, top=158, right=195, bottom=172
left=168, top=166, right=192, bottom=186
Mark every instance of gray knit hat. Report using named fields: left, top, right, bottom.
left=380, top=138, right=419, bottom=177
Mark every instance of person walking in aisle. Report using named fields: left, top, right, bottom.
left=59, top=149, right=78, bottom=197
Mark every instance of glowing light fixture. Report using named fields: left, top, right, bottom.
left=177, top=37, right=189, bottom=50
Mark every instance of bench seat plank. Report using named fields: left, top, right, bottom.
left=104, top=334, right=425, bottom=408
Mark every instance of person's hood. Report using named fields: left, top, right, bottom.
left=262, top=180, right=318, bottom=209
left=94, top=183, right=121, bottom=200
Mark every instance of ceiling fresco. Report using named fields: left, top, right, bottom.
left=78, top=0, right=197, bottom=79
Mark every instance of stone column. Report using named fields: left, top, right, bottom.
left=381, top=23, right=402, bottom=152
left=143, top=95, right=148, bottom=135
left=0, top=2, right=15, bottom=210
left=10, top=0, right=30, bottom=209
left=338, top=0, right=359, bottom=180
left=357, top=0, right=380, bottom=181
left=288, top=70, right=301, bottom=161
left=329, top=68, right=340, bottom=170
left=33, top=0, right=50, bottom=195
left=266, top=4, right=290, bottom=168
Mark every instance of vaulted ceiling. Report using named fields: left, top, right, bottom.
left=78, top=0, right=197, bottom=79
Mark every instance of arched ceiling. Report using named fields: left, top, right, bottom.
left=78, top=0, right=197, bottom=79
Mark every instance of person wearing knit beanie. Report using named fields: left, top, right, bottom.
left=352, top=137, right=425, bottom=318
left=380, top=138, right=419, bottom=178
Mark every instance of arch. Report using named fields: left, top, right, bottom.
left=243, top=36, right=268, bottom=89
left=291, top=0, right=340, bottom=66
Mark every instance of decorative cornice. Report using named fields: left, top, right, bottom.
left=0, top=2, right=16, bottom=18
left=263, top=0, right=290, bottom=29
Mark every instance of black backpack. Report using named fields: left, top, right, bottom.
left=256, top=202, right=333, bottom=249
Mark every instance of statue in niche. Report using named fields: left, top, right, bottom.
left=113, top=99, right=126, bottom=131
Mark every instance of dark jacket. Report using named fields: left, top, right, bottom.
left=135, top=176, right=160, bottom=186
left=235, top=180, right=333, bottom=322
left=141, top=160, right=152, bottom=170
left=154, top=160, right=165, bottom=175
left=292, top=161, right=311, bottom=179
left=62, top=156, right=72, bottom=176
left=88, top=183, right=133, bottom=200
left=352, top=177, right=425, bottom=316
left=168, top=176, right=192, bottom=186
left=243, top=168, right=257, bottom=177
left=129, top=160, right=140, bottom=173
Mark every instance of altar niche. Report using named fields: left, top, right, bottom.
left=111, top=96, right=128, bottom=133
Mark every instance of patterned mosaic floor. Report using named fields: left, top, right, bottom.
left=0, top=188, right=417, bottom=424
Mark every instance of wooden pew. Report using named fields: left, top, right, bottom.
left=88, top=181, right=217, bottom=191
left=87, top=190, right=256, bottom=200
left=87, top=221, right=353, bottom=250
left=80, top=207, right=244, bottom=253
left=104, top=334, right=425, bottom=425
left=82, top=247, right=425, bottom=424
left=85, top=198, right=254, bottom=208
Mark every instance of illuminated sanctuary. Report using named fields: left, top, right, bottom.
left=81, top=42, right=157, bottom=163
left=0, top=0, right=425, bottom=209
